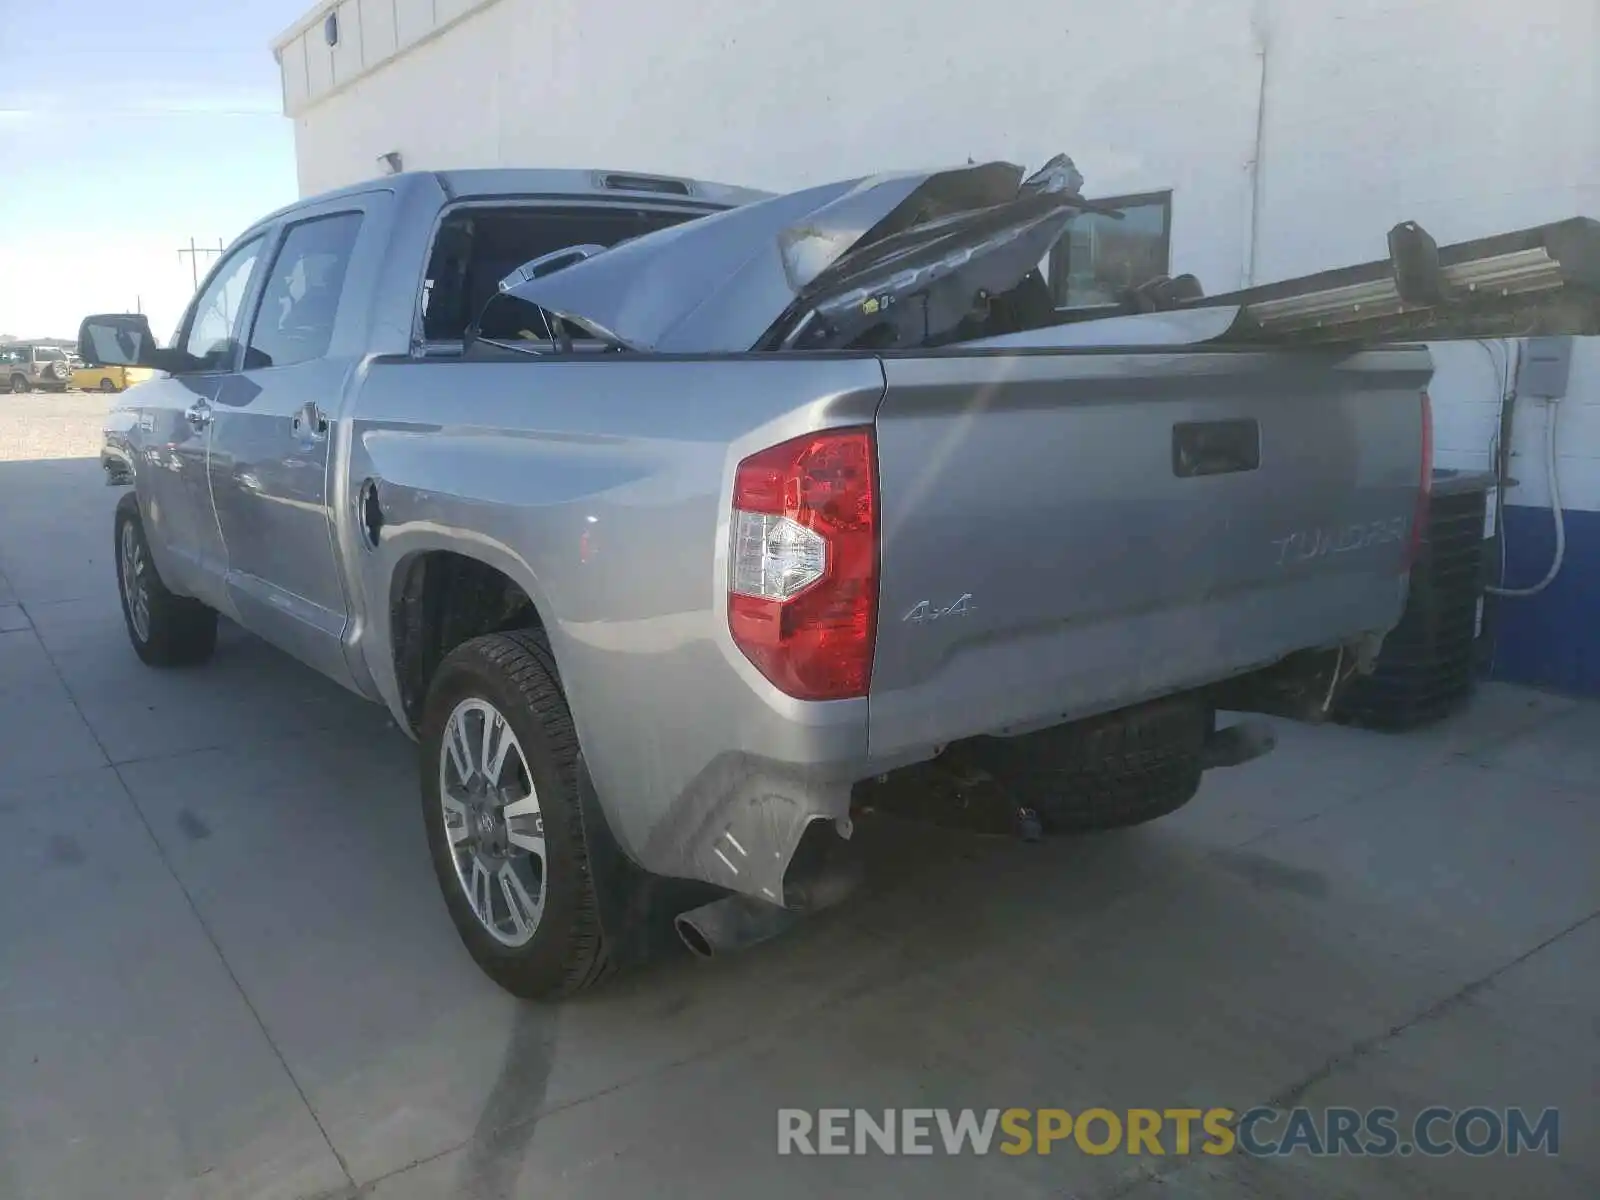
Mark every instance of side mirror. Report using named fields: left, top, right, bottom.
left=80, top=313, right=196, bottom=374
left=79, top=313, right=164, bottom=368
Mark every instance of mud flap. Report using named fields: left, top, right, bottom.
left=574, top=753, right=723, bottom=971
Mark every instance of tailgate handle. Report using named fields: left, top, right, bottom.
left=1173, top=419, right=1260, bottom=478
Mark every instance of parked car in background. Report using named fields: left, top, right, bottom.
left=2, top=343, right=73, bottom=392
left=72, top=361, right=156, bottom=393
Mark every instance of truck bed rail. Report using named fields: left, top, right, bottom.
left=1194, top=217, right=1600, bottom=345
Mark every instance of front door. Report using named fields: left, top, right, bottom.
left=208, top=207, right=366, bottom=687
left=123, top=236, right=267, bottom=609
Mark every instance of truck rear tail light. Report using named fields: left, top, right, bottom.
left=728, top=427, right=878, bottom=700
left=1403, top=388, right=1433, bottom=573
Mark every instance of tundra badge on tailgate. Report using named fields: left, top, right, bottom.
left=1272, top=517, right=1407, bottom=567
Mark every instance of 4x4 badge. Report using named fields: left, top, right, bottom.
left=902, top=594, right=975, bottom=624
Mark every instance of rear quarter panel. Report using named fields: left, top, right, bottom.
left=339, top=354, right=885, bottom=874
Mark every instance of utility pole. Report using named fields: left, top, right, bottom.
left=176, top=236, right=226, bottom=292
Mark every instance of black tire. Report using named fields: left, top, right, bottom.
left=113, top=492, right=218, bottom=667
left=9, top=374, right=27, bottom=394
left=960, top=695, right=1210, bottom=833
left=419, top=630, right=614, bottom=1000
left=99, top=378, right=119, bottom=393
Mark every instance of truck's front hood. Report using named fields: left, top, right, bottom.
left=502, top=158, right=1084, bottom=354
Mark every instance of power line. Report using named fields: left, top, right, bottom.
left=1, top=107, right=281, bottom=117
left=177, top=237, right=228, bottom=292
left=41, top=47, right=270, bottom=57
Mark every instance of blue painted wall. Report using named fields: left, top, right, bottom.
left=1487, top=504, right=1600, bottom=696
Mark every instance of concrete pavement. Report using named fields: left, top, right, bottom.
left=1, top=398, right=1595, bottom=1198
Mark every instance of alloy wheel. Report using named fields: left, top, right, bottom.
left=438, top=697, right=547, bottom=947
left=120, top=520, right=151, bottom=642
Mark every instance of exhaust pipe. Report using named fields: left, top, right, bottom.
left=675, top=822, right=866, bottom=960
left=1201, top=719, right=1277, bottom=770
left=674, top=895, right=802, bottom=960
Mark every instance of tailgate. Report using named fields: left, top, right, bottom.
left=867, top=346, right=1431, bottom=759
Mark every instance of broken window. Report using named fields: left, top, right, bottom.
left=419, top=204, right=707, bottom=344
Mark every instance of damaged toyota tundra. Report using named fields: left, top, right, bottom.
left=83, top=156, right=1600, bottom=997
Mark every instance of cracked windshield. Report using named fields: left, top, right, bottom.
left=0, top=1, right=1595, bottom=1198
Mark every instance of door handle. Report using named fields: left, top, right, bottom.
left=184, top=401, right=212, bottom=430
left=1172, top=419, right=1260, bottom=478
left=292, top=402, right=329, bottom=441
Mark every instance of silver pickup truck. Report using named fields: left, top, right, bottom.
left=82, top=159, right=1600, bottom=998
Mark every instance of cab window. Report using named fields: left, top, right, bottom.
left=246, top=212, right=364, bottom=369
left=183, top=237, right=266, bottom=370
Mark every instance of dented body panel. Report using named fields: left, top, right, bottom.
left=340, top=353, right=888, bottom=889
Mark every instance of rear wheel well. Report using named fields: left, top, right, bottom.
left=392, top=552, right=542, bottom=731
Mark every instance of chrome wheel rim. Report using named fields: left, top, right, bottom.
left=439, top=698, right=547, bottom=947
left=120, top=521, right=151, bottom=642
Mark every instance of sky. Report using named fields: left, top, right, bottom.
left=0, top=0, right=308, bottom=343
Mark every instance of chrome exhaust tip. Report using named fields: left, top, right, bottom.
left=673, top=894, right=802, bottom=960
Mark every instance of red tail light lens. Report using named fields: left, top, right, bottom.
left=1403, top=388, right=1433, bottom=573
left=728, top=427, right=878, bottom=700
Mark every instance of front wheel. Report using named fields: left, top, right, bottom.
left=8, top=374, right=27, bottom=394
left=114, top=493, right=218, bottom=667
left=419, top=630, right=614, bottom=999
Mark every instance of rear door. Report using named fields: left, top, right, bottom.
left=208, top=196, right=377, bottom=687
left=866, top=346, right=1431, bottom=760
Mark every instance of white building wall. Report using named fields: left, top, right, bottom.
left=275, top=0, right=1600, bottom=686
left=283, top=0, right=1267, bottom=294
left=279, top=0, right=1598, bottom=481
left=1243, top=0, right=1600, bottom=502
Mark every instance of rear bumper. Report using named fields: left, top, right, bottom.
left=589, top=568, right=1404, bottom=899
left=627, top=750, right=861, bottom=905
left=604, top=578, right=1405, bottom=899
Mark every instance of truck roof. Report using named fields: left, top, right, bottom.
left=242, top=169, right=771, bottom=243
